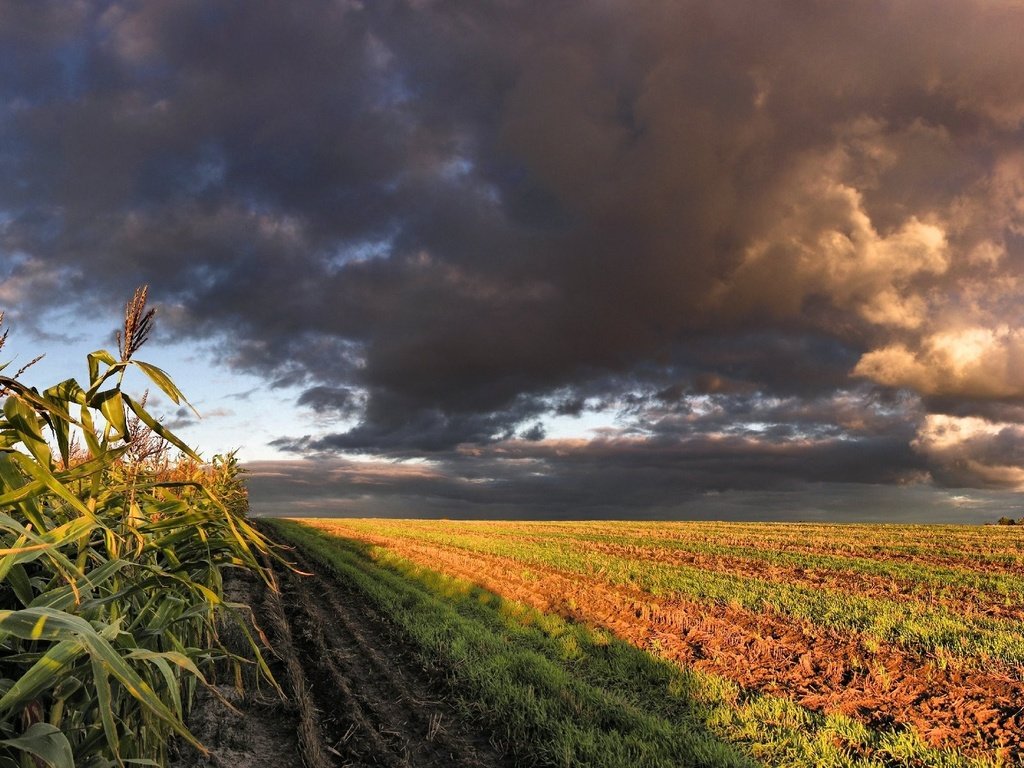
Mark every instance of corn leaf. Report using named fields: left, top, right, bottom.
left=0, top=722, right=74, bottom=768
left=133, top=361, right=195, bottom=414
left=93, top=390, right=128, bottom=441
left=123, top=395, right=201, bottom=462
left=0, top=639, right=84, bottom=711
left=9, top=453, right=97, bottom=524
left=90, top=657, right=123, bottom=766
left=87, top=350, right=118, bottom=385
left=3, top=397, right=51, bottom=467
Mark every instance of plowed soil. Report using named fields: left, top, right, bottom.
left=172, top=552, right=513, bottom=768
left=366, top=525, right=1024, bottom=621
left=564, top=538, right=1024, bottom=622
left=326, top=529, right=1024, bottom=761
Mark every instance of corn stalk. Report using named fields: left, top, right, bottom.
left=0, top=290, right=278, bottom=767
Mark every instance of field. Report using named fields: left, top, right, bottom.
left=261, top=518, right=1024, bottom=768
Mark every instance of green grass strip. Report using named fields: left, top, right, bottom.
left=267, top=520, right=1003, bottom=768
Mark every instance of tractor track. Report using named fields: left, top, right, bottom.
left=174, top=547, right=513, bottom=768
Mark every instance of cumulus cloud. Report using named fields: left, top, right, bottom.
left=855, top=327, right=1024, bottom=399
left=913, top=415, right=1024, bottom=490
left=723, top=143, right=950, bottom=331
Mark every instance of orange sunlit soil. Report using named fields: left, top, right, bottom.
left=298, top=519, right=1024, bottom=760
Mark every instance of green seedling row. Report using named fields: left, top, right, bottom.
left=414, top=525, right=1024, bottom=608
left=433, top=520, right=1024, bottom=568
left=330, top=520, right=1024, bottom=665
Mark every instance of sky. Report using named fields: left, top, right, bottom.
left=3, top=0, right=1024, bottom=522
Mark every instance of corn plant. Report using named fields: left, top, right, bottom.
left=0, top=288, right=278, bottom=767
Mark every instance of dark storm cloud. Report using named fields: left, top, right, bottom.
left=246, top=428, right=950, bottom=520
left=163, top=405, right=197, bottom=430
left=296, top=385, right=361, bottom=418
left=274, top=389, right=551, bottom=453
left=5, top=0, right=1024, bottom=502
left=263, top=382, right=932, bottom=516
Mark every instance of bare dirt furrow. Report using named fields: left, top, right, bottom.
left=276, top=548, right=513, bottom=768
left=171, top=570, right=303, bottom=768
left=175, top=551, right=513, bottom=768
left=282, top=576, right=403, bottom=765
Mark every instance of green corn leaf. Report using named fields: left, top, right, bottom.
left=0, top=607, right=206, bottom=751
left=5, top=565, right=33, bottom=607
left=93, top=389, right=128, bottom=440
left=0, top=476, right=43, bottom=511
left=0, top=638, right=84, bottom=711
left=30, top=559, right=128, bottom=612
left=0, top=513, right=94, bottom=551
left=9, top=453, right=97, bottom=524
left=123, top=395, right=201, bottom=462
left=3, top=396, right=51, bottom=467
left=0, top=539, right=52, bottom=588
left=91, top=640, right=206, bottom=752
left=124, top=651, right=202, bottom=719
left=50, top=676, right=82, bottom=701
left=43, top=379, right=87, bottom=407
left=133, top=565, right=221, bottom=606
left=0, top=516, right=94, bottom=600
left=129, top=595, right=175, bottom=634
left=133, top=361, right=196, bottom=415
left=87, top=349, right=117, bottom=378
left=0, top=607, right=95, bottom=644
left=0, top=454, right=47, bottom=531
left=86, top=350, right=118, bottom=391
left=0, top=722, right=74, bottom=768
left=90, top=657, right=123, bottom=766
left=0, top=379, right=74, bottom=423
left=78, top=403, right=103, bottom=457
left=40, top=379, right=87, bottom=466
left=41, top=408, right=70, bottom=468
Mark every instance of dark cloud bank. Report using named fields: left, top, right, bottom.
left=4, top=1, right=1024, bottom=520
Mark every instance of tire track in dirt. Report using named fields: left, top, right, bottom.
left=171, top=570, right=303, bottom=768
left=275, top=547, right=514, bottom=768
left=175, top=551, right=513, bottom=768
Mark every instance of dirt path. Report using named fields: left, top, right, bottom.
left=169, top=570, right=300, bottom=768
left=173, top=554, right=513, bottom=768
